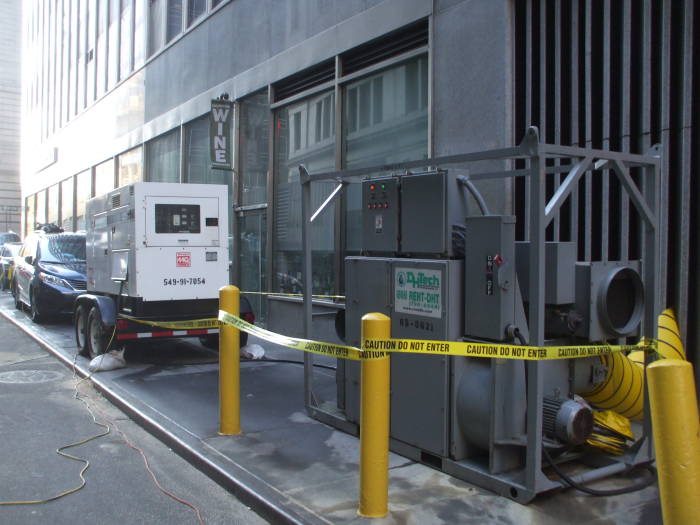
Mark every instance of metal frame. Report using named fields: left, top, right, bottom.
left=298, top=127, right=662, bottom=502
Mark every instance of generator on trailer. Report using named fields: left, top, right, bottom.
left=74, top=182, right=253, bottom=358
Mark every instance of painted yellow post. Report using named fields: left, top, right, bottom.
left=647, top=360, right=700, bottom=524
left=358, top=313, right=390, bottom=518
left=219, top=285, right=241, bottom=435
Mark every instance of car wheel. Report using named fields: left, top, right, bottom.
left=86, top=306, right=109, bottom=359
left=75, top=304, right=89, bottom=357
left=199, top=332, right=248, bottom=350
left=12, top=280, right=22, bottom=311
left=29, top=288, right=44, bottom=323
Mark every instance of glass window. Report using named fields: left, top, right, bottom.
left=133, top=0, right=146, bottom=67
left=273, top=91, right=336, bottom=295
left=61, top=0, right=70, bottom=124
left=108, top=0, right=120, bottom=88
left=36, top=190, right=47, bottom=226
left=239, top=91, right=269, bottom=206
left=166, top=0, right=182, bottom=43
left=47, top=184, right=60, bottom=225
left=25, top=195, right=36, bottom=234
left=96, top=0, right=108, bottom=97
left=61, top=177, right=75, bottom=232
left=78, top=0, right=87, bottom=110
left=119, top=0, right=133, bottom=80
left=95, top=158, right=116, bottom=196
left=184, top=116, right=227, bottom=186
left=76, top=169, right=92, bottom=230
left=187, top=0, right=205, bottom=26
left=148, top=0, right=164, bottom=56
left=118, top=146, right=143, bottom=186
left=212, top=0, right=224, bottom=7
left=87, top=0, right=97, bottom=104
left=146, top=129, right=180, bottom=182
left=69, top=0, right=79, bottom=117
left=343, top=56, right=429, bottom=252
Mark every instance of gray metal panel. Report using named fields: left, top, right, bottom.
left=464, top=216, right=516, bottom=341
left=515, top=241, right=576, bottom=305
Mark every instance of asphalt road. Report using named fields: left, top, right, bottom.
left=0, top=313, right=268, bottom=525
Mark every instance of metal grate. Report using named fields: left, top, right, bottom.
left=514, top=0, right=699, bottom=377
left=111, top=194, right=120, bottom=208
left=341, top=19, right=429, bottom=76
left=67, top=279, right=87, bottom=291
left=273, top=60, right=335, bottom=102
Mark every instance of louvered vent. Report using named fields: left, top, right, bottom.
left=274, top=60, right=335, bottom=102
left=111, top=194, right=120, bottom=209
left=341, top=19, right=429, bottom=76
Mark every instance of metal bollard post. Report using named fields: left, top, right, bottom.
left=647, top=359, right=700, bottom=524
left=358, top=313, right=390, bottom=518
left=219, top=285, right=241, bottom=435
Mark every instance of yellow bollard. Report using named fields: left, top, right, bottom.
left=647, top=360, right=700, bottom=524
left=219, top=285, right=241, bottom=435
left=358, top=313, right=391, bottom=518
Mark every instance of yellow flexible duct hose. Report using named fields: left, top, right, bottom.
left=582, top=308, right=685, bottom=420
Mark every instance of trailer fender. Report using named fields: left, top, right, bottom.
left=75, top=294, right=117, bottom=328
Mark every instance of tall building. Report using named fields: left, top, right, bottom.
left=0, top=0, right=22, bottom=233
left=21, top=1, right=699, bottom=385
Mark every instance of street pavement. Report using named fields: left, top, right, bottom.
left=0, top=313, right=268, bottom=525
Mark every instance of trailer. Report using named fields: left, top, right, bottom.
left=74, top=182, right=253, bottom=358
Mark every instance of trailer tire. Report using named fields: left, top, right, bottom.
left=75, top=304, right=90, bottom=357
left=86, top=306, right=109, bottom=359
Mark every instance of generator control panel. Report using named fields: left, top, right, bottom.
left=362, top=177, right=400, bottom=253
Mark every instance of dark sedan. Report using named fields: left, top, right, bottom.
left=13, top=232, right=87, bottom=322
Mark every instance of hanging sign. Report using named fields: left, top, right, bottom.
left=210, top=99, right=233, bottom=170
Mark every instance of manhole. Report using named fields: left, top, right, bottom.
left=0, top=370, right=64, bottom=384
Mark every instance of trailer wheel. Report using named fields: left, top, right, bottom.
left=75, top=304, right=89, bottom=357
left=86, top=306, right=109, bottom=359
left=199, top=332, right=248, bottom=350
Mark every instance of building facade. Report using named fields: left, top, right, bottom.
left=0, top=0, right=22, bottom=233
left=21, top=1, right=699, bottom=385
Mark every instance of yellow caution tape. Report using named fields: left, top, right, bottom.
left=118, top=315, right=221, bottom=330
left=218, top=311, right=365, bottom=361
left=362, top=338, right=656, bottom=361
left=218, top=310, right=657, bottom=362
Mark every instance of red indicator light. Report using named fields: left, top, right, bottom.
left=367, top=204, right=372, bottom=209
left=384, top=203, right=389, bottom=208
left=493, top=254, right=504, bottom=266
left=370, top=184, right=376, bottom=191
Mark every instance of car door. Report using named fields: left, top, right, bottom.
left=15, top=236, right=37, bottom=304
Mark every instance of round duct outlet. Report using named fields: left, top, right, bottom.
left=597, top=266, right=644, bottom=338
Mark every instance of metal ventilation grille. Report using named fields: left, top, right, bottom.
left=274, top=60, right=335, bottom=102
left=111, top=194, right=121, bottom=208
left=341, top=19, right=429, bottom=76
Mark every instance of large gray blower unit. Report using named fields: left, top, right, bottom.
left=298, top=128, right=662, bottom=502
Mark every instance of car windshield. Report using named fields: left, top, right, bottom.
left=39, top=235, right=86, bottom=263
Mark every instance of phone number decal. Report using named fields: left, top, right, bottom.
left=163, top=277, right=207, bottom=286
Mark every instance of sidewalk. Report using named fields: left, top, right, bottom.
left=0, top=296, right=662, bottom=524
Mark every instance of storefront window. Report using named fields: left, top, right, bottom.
left=118, top=146, right=143, bottom=186
left=184, top=116, right=227, bottom=185
left=146, top=130, right=180, bottom=182
left=47, top=184, right=60, bottom=225
left=76, top=169, right=92, bottom=230
left=273, top=91, right=335, bottom=295
left=239, top=91, right=269, bottom=206
left=95, top=158, right=116, bottom=197
left=343, top=56, right=429, bottom=252
left=35, top=190, right=47, bottom=226
left=25, top=195, right=36, bottom=234
left=61, top=177, right=75, bottom=232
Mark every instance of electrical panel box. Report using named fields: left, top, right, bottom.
left=344, top=257, right=463, bottom=457
left=464, top=216, right=517, bottom=341
left=401, top=171, right=469, bottom=256
left=362, top=177, right=400, bottom=253
left=361, top=171, right=469, bottom=256
left=86, top=182, right=229, bottom=302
